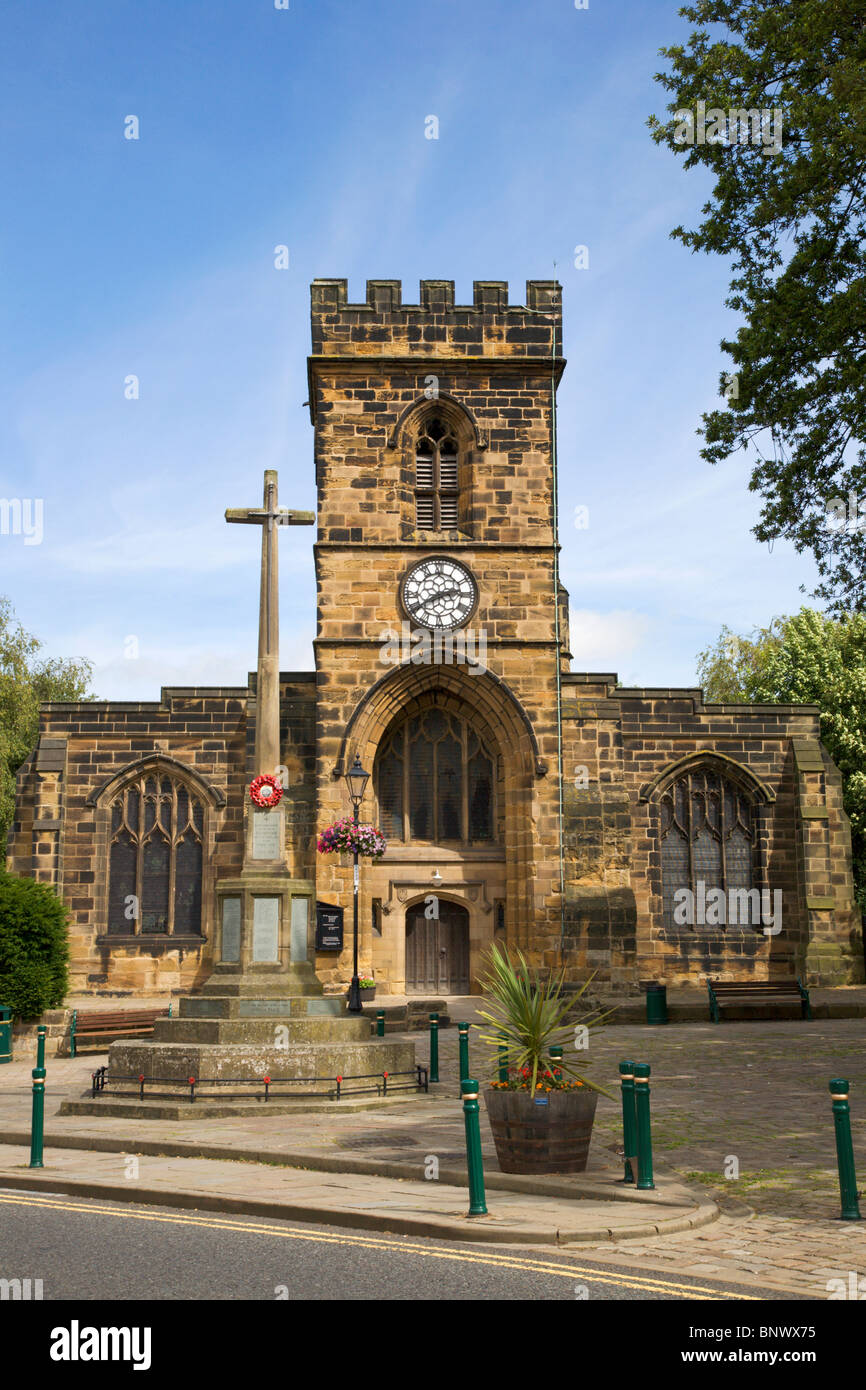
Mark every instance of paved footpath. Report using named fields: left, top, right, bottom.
left=0, top=1051, right=712, bottom=1247
left=0, top=1145, right=711, bottom=1248
left=2, top=1008, right=866, bottom=1296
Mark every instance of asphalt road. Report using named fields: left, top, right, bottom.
left=0, top=1188, right=790, bottom=1302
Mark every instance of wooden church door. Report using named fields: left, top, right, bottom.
left=405, top=900, right=470, bottom=994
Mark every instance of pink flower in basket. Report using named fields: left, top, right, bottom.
left=317, top=817, right=387, bottom=861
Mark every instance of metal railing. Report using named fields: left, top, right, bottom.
left=91, top=1065, right=429, bottom=1103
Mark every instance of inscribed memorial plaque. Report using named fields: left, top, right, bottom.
left=252, top=809, right=282, bottom=860
left=252, top=896, right=280, bottom=962
left=221, top=897, right=241, bottom=963
left=290, top=896, right=309, bottom=962
left=238, top=1000, right=294, bottom=1017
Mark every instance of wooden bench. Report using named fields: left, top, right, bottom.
left=69, top=1005, right=171, bottom=1057
left=707, top=979, right=811, bottom=1024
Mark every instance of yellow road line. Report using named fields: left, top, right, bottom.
left=0, top=1191, right=756, bottom=1299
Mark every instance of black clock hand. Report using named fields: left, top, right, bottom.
left=421, top=586, right=461, bottom=601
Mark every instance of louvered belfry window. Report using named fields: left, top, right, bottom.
left=107, top=773, right=204, bottom=935
left=660, top=769, right=754, bottom=929
left=376, top=709, right=495, bottom=844
left=415, top=418, right=459, bottom=530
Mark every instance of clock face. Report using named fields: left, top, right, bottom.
left=401, top=557, right=477, bottom=631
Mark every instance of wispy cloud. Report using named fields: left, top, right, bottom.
left=568, top=607, right=653, bottom=671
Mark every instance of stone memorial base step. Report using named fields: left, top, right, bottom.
left=59, top=1092, right=433, bottom=1120
left=192, top=963, right=328, bottom=1001
left=150, top=1016, right=372, bottom=1045
left=102, top=1036, right=416, bottom=1083
left=176, top=994, right=344, bottom=1021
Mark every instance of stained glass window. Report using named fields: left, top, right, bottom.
left=107, top=771, right=205, bottom=935
left=376, top=709, right=496, bottom=844
left=659, top=768, right=755, bottom=929
left=377, top=731, right=404, bottom=840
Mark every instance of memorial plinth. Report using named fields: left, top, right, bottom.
left=65, top=799, right=416, bottom=1115
left=61, top=897, right=417, bottom=1116
left=60, top=976, right=417, bottom=1117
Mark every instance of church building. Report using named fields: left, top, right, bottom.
left=9, top=278, right=864, bottom=997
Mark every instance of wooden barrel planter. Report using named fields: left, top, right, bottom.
left=485, top=1087, right=598, bottom=1174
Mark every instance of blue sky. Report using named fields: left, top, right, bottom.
left=1, top=0, right=818, bottom=698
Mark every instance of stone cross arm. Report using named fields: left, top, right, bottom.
left=225, top=508, right=315, bottom=526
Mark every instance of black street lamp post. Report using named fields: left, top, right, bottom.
left=344, top=754, right=371, bottom=1013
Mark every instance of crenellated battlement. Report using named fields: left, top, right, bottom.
left=309, top=278, right=561, bottom=358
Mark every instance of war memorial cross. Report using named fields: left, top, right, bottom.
left=225, top=470, right=314, bottom=778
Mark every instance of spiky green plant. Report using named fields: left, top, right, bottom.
left=475, top=945, right=614, bottom=1098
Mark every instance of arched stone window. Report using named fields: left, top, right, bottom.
left=376, top=708, right=496, bottom=845
left=660, top=768, right=754, bottom=929
left=415, top=417, right=459, bottom=530
left=107, top=772, right=205, bottom=935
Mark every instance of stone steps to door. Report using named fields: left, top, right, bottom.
left=361, top=998, right=452, bottom=1031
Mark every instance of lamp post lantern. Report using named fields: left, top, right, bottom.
left=344, top=754, right=371, bottom=1013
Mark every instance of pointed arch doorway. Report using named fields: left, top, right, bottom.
left=405, top=900, right=470, bottom=995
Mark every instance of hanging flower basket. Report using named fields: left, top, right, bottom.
left=317, top=818, right=387, bottom=860
left=249, top=774, right=283, bottom=809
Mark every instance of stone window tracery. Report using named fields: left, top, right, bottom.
left=376, top=708, right=495, bottom=845
left=107, top=773, right=204, bottom=934
left=660, top=768, right=754, bottom=929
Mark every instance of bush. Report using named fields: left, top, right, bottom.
left=0, top=872, right=69, bottom=1019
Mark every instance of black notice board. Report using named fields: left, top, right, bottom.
left=315, top=902, right=344, bottom=952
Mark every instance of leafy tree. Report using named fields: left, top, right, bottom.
left=695, top=617, right=785, bottom=702
left=650, top=1, right=866, bottom=613
left=0, top=871, right=70, bottom=1018
left=0, top=598, right=93, bottom=857
left=697, top=608, right=866, bottom=907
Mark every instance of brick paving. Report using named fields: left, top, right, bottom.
left=442, top=1007, right=866, bottom=1296
left=434, top=1004, right=864, bottom=1218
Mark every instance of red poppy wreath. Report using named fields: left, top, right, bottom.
left=249, top=774, right=283, bottom=808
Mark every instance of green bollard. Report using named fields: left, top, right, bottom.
left=498, top=1031, right=509, bottom=1083
left=29, top=1025, right=46, bottom=1169
left=633, top=1062, right=655, bottom=1190
left=461, top=1078, right=488, bottom=1216
left=458, top=1021, right=470, bottom=1089
left=376, top=1009, right=385, bottom=1038
left=429, top=1013, right=439, bottom=1084
left=830, top=1079, right=862, bottom=1221
left=619, top=1059, right=637, bottom=1183
left=550, top=1044, right=564, bottom=1078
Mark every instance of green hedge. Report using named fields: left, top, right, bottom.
left=0, top=872, right=69, bottom=1020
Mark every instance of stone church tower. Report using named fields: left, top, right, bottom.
left=7, top=277, right=864, bottom=998
left=310, top=278, right=567, bottom=996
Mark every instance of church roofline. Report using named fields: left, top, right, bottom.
left=564, top=672, right=620, bottom=686
left=37, top=675, right=317, bottom=717
left=611, top=687, right=821, bottom=715
left=563, top=675, right=822, bottom=719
